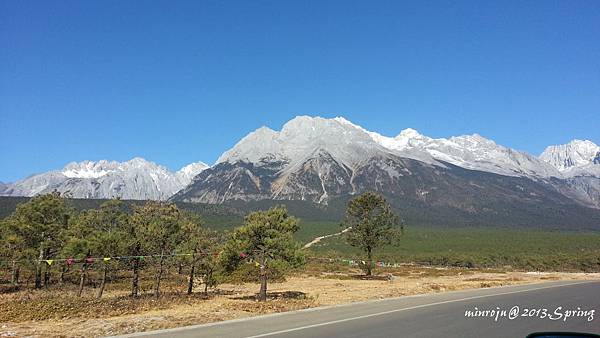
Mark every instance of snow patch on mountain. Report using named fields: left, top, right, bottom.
left=62, top=160, right=119, bottom=178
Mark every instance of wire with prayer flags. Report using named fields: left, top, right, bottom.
left=1, top=252, right=409, bottom=269
left=0, top=252, right=205, bottom=266
left=0, top=249, right=268, bottom=266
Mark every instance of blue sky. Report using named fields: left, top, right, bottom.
left=1, top=0, right=599, bottom=182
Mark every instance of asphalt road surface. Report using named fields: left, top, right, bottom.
left=115, top=280, right=600, bottom=338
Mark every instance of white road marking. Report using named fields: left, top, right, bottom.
left=244, top=281, right=594, bottom=338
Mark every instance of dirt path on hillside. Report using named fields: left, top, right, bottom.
left=304, top=227, right=351, bottom=248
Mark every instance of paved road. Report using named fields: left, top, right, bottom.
left=115, top=280, right=600, bottom=338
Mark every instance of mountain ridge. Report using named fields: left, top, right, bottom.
left=173, top=116, right=600, bottom=217
left=1, top=158, right=208, bottom=200
left=2, top=116, right=599, bottom=211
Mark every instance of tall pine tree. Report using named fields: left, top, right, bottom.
left=341, top=192, right=403, bottom=276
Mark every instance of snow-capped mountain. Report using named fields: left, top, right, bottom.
left=540, top=140, right=600, bottom=176
left=538, top=139, right=600, bottom=209
left=2, top=158, right=208, bottom=200
left=172, top=116, right=599, bottom=216
left=217, top=116, right=561, bottom=179
left=183, top=116, right=402, bottom=203
left=335, top=117, right=560, bottom=178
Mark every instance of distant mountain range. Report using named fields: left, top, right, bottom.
left=1, top=158, right=208, bottom=200
left=2, top=116, right=600, bottom=227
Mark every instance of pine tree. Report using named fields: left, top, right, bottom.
left=0, top=219, right=28, bottom=286
left=178, top=214, right=222, bottom=294
left=64, top=199, right=129, bottom=297
left=3, top=192, right=72, bottom=288
left=341, top=192, right=403, bottom=276
left=221, top=206, right=304, bottom=301
left=132, top=201, right=183, bottom=298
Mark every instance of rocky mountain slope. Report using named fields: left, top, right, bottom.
left=172, top=116, right=600, bottom=221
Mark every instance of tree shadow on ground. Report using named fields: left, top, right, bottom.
left=0, top=284, right=21, bottom=294
left=231, top=290, right=307, bottom=301
left=349, top=274, right=394, bottom=281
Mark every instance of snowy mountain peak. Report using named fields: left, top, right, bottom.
left=4, top=157, right=209, bottom=200
left=281, top=115, right=356, bottom=134
left=218, top=115, right=385, bottom=167
left=540, top=140, right=600, bottom=172
left=178, top=161, right=209, bottom=175
left=388, top=128, right=431, bottom=151
left=61, top=158, right=171, bottom=179
left=463, top=133, right=489, bottom=142
left=217, top=125, right=282, bottom=164
left=332, top=116, right=360, bottom=127
left=253, top=126, right=278, bottom=135
left=129, top=156, right=149, bottom=163
left=448, top=133, right=497, bottom=149
left=397, top=128, right=421, bottom=138
left=176, top=161, right=209, bottom=182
